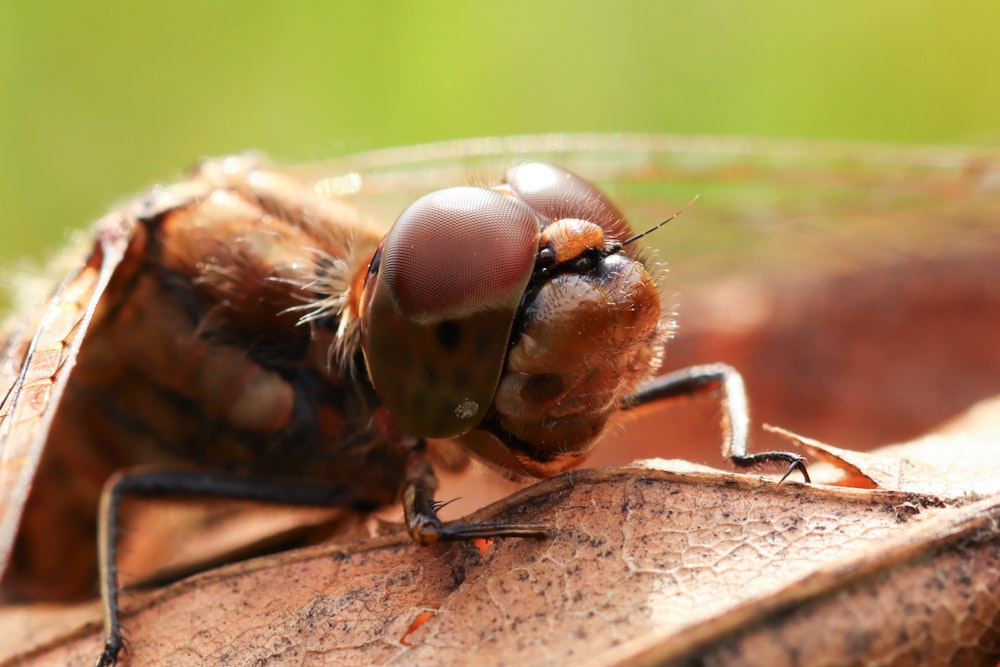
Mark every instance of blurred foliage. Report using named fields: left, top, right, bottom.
left=1, top=0, right=999, bottom=271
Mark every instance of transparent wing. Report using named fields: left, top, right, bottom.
left=291, top=134, right=1000, bottom=282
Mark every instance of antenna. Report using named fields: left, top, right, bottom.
left=621, top=195, right=700, bottom=246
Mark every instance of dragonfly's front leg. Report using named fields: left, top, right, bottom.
left=402, top=443, right=549, bottom=544
left=624, top=363, right=810, bottom=483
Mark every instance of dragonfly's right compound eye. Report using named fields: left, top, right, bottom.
left=360, top=186, right=541, bottom=439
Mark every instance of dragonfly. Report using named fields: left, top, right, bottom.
left=4, top=133, right=992, bottom=666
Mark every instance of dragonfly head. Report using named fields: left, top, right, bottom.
left=359, top=163, right=670, bottom=478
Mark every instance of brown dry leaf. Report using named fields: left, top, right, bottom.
left=3, top=396, right=1000, bottom=667
left=769, top=394, right=1000, bottom=499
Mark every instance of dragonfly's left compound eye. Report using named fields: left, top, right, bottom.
left=360, top=186, right=541, bottom=438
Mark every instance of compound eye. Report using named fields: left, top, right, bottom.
left=378, top=187, right=540, bottom=321
left=360, top=186, right=540, bottom=438
left=506, top=162, right=634, bottom=245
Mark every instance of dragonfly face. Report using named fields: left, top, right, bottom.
left=360, top=162, right=667, bottom=477
left=0, top=156, right=670, bottom=603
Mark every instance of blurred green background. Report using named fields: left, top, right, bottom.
left=1, top=1, right=999, bottom=272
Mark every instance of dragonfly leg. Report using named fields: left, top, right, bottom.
left=95, top=469, right=378, bottom=667
left=623, top=363, right=809, bottom=483
left=402, top=444, right=549, bottom=544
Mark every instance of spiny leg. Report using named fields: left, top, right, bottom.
left=623, top=363, right=809, bottom=483
left=402, top=443, right=549, bottom=544
left=95, top=470, right=379, bottom=667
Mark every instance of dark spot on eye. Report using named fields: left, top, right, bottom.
left=521, top=373, right=565, bottom=404
left=436, top=320, right=462, bottom=351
